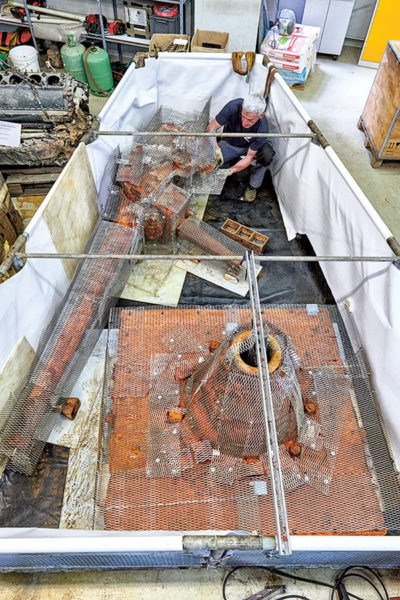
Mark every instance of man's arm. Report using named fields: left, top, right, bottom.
left=206, top=118, right=222, bottom=133
left=229, top=147, right=257, bottom=174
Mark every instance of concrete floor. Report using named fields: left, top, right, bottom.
left=0, top=567, right=399, bottom=599
left=2, top=47, right=400, bottom=599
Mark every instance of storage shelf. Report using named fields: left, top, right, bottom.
left=0, top=16, right=150, bottom=47
left=85, top=32, right=150, bottom=47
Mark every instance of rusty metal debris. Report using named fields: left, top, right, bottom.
left=0, top=70, right=94, bottom=168
left=60, top=397, right=81, bottom=420
left=114, top=109, right=247, bottom=275
left=95, top=305, right=386, bottom=536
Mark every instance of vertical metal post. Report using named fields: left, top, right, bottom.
left=180, top=0, right=184, bottom=34
left=111, top=0, right=123, bottom=63
left=246, top=250, right=291, bottom=556
left=97, top=0, right=108, bottom=50
left=22, top=0, right=39, bottom=54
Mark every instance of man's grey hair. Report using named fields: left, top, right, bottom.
left=243, top=94, right=266, bottom=115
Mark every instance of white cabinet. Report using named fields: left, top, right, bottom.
left=302, top=0, right=355, bottom=56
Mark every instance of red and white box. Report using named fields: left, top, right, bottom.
left=261, top=24, right=320, bottom=64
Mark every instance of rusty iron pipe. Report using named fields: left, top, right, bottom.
left=182, top=534, right=276, bottom=551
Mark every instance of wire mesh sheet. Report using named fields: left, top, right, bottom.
left=111, top=101, right=233, bottom=249
left=0, top=219, right=142, bottom=475
left=95, top=304, right=396, bottom=536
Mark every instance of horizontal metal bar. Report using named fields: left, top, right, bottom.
left=15, top=253, right=398, bottom=263
left=95, top=130, right=316, bottom=139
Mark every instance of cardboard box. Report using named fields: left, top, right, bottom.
left=261, top=23, right=320, bottom=64
left=191, top=29, right=229, bottom=53
left=149, top=33, right=190, bottom=55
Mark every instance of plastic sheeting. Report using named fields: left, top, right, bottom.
left=180, top=169, right=334, bottom=305
left=0, top=52, right=399, bottom=476
left=266, top=75, right=400, bottom=469
left=0, top=444, right=69, bottom=528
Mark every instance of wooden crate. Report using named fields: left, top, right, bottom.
left=220, top=219, right=269, bottom=253
left=359, top=40, right=400, bottom=167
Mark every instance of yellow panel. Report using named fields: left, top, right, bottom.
left=361, top=0, right=400, bottom=64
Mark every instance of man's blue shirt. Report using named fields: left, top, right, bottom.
left=215, top=98, right=269, bottom=151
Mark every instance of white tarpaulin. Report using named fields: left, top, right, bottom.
left=0, top=53, right=399, bottom=473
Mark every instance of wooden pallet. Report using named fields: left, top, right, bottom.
left=5, top=169, right=61, bottom=196
left=358, top=118, right=400, bottom=169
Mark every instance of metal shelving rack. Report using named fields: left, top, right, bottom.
left=1, top=0, right=190, bottom=57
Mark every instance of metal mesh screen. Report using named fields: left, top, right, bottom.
left=111, top=101, right=232, bottom=249
left=95, top=304, right=399, bottom=536
left=0, top=100, right=245, bottom=476
left=0, top=549, right=399, bottom=572
left=0, top=188, right=142, bottom=475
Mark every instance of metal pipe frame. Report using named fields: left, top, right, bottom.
left=95, top=130, right=316, bottom=139
left=247, top=250, right=291, bottom=556
left=111, top=0, right=123, bottom=63
left=12, top=253, right=398, bottom=262
left=21, top=0, right=39, bottom=53
left=96, top=0, right=107, bottom=51
left=0, top=233, right=28, bottom=278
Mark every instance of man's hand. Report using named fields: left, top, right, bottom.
left=215, top=146, right=224, bottom=167
left=230, top=147, right=257, bottom=174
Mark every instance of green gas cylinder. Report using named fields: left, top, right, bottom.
left=83, top=44, right=114, bottom=97
left=60, top=34, right=88, bottom=84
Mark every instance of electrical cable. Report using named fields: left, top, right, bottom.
left=222, top=568, right=314, bottom=600
left=331, top=567, right=389, bottom=600
left=338, top=567, right=389, bottom=600
left=332, top=574, right=384, bottom=600
left=275, top=596, right=311, bottom=600
left=267, top=568, right=363, bottom=600
left=222, top=566, right=380, bottom=600
left=84, top=46, right=111, bottom=97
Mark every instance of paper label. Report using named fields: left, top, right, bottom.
left=0, top=121, right=21, bottom=148
left=124, top=7, right=147, bottom=26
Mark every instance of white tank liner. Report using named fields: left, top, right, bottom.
left=0, top=53, right=399, bottom=557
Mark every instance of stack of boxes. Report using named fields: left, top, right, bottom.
left=261, top=24, right=320, bottom=86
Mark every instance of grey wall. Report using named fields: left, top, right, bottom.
left=346, top=0, right=376, bottom=41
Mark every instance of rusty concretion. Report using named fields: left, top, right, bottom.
left=3, top=120, right=215, bottom=463
left=182, top=323, right=298, bottom=458
left=6, top=211, right=136, bottom=453
left=61, top=397, right=81, bottom=420
left=103, top=306, right=386, bottom=535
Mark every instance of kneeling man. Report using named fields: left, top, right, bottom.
left=206, top=93, right=274, bottom=202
